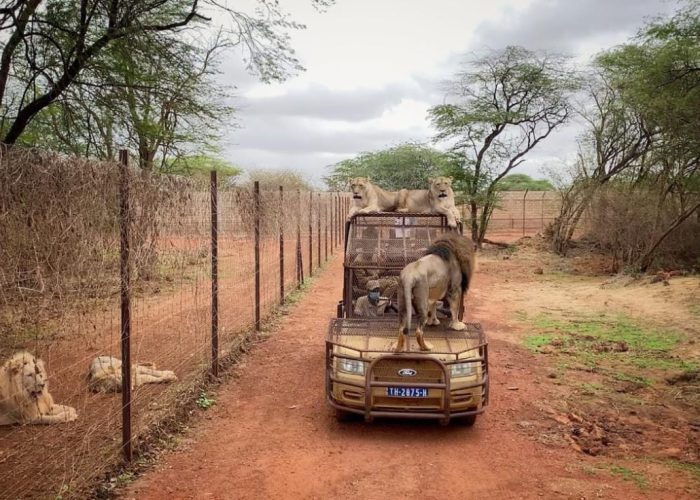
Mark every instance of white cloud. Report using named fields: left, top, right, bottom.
left=213, top=0, right=675, bottom=185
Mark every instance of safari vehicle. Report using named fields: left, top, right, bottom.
left=326, top=213, right=489, bottom=425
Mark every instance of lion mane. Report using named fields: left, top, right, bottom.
left=0, top=351, right=77, bottom=425
left=395, top=233, right=475, bottom=352
left=347, top=177, right=400, bottom=218
left=397, top=177, right=461, bottom=228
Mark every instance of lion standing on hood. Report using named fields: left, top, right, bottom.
left=395, top=233, right=475, bottom=352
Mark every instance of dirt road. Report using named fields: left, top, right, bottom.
left=123, top=254, right=687, bottom=500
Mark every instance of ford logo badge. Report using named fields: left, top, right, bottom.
left=398, top=368, right=417, bottom=377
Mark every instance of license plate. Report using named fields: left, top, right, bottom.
left=386, top=387, right=428, bottom=398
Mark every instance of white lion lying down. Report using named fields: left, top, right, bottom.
left=0, top=351, right=78, bottom=425
left=88, top=356, right=177, bottom=393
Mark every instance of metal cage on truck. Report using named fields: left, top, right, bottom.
left=339, top=213, right=463, bottom=318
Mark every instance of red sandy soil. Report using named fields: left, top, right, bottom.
left=122, top=254, right=696, bottom=500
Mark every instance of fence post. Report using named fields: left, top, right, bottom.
left=279, top=186, right=284, bottom=305
left=118, top=149, right=132, bottom=463
left=330, top=193, right=334, bottom=256
left=522, top=189, right=529, bottom=237
left=317, top=193, right=321, bottom=268
left=541, top=191, right=546, bottom=231
left=308, top=191, right=313, bottom=275
left=210, top=171, right=219, bottom=377
left=297, top=189, right=304, bottom=287
left=323, top=196, right=331, bottom=261
left=254, top=181, right=261, bottom=331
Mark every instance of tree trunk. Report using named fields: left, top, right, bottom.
left=637, top=202, right=700, bottom=271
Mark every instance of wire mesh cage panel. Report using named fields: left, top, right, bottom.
left=343, top=213, right=459, bottom=317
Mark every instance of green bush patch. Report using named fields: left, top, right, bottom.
left=520, top=313, right=692, bottom=389
left=608, top=465, right=647, bottom=490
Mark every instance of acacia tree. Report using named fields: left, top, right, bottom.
left=0, top=0, right=333, bottom=147
left=552, top=1, right=699, bottom=266
left=324, top=142, right=458, bottom=191
left=550, top=71, right=655, bottom=254
left=429, top=46, right=576, bottom=245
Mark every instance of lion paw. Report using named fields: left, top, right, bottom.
left=55, top=405, right=78, bottom=422
left=448, top=320, right=467, bottom=331
left=419, top=340, right=434, bottom=351
left=427, top=316, right=441, bottom=326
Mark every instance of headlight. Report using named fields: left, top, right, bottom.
left=338, top=358, right=365, bottom=375
left=450, top=361, right=477, bottom=377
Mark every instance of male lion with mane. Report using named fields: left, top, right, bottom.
left=347, top=177, right=400, bottom=218
left=0, top=351, right=77, bottom=425
left=395, top=233, right=475, bottom=352
left=398, top=176, right=461, bottom=228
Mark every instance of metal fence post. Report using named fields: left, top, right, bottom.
left=118, top=149, right=132, bottom=463
left=254, top=181, right=261, bottom=331
left=279, top=186, right=284, bottom=305
left=210, top=171, right=219, bottom=377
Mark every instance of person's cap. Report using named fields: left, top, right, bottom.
left=367, top=280, right=380, bottom=291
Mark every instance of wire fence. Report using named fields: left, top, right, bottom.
left=459, top=190, right=562, bottom=241
left=0, top=146, right=350, bottom=499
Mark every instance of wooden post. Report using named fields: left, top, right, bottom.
left=210, top=171, right=219, bottom=377
left=118, top=150, right=132, bottom=463
left=254, top=181, right=261, bottom=331
left=317, top=193, right=321, bottom=268
left=297, top=189, right=304, bottom=287
left=522, top=189, right=529, bottom=237
left=308, top=191, right=313, bottom=275
left=279, top=186, right=284, bottom=305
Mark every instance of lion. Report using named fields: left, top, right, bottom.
left=0, top=351, right=78, bottom=425
left=398, top=176, right=462, bottom=228
left=347, top=177, right=400, bottom=218
left=395, top=232, right=475, bottom=352
left=88, top=356, right=178, bottom=393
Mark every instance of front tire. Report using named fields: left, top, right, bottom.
left=335, top=408, right=359, bottom=422
left=453, top=414, right=477, bottom=426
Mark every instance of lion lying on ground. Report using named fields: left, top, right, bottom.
left=88, top=356, right=177, bottom=393
left=395, top=233, right=475, bottom=352
left=0, top=351, right=78, bottom=425
left=347, top=177, right=400, bottom=218
left=398, top=176, right=461, bottom=228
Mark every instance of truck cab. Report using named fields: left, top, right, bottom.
left=325, top=213, right=489, bottom=425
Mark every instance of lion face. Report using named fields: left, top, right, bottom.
left=349, top=177, right=370, bottom=201
left=11, top=353, right=47, bottom=399
left=429, top=177, right=454, bottom=199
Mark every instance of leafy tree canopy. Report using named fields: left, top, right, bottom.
left=324, top=142, right=458, bottom=191
left=167, top=155, right=242, bottom=180
left=245, top=169, right=313, bottom=191
left=497, top=174, right=554, bottom=191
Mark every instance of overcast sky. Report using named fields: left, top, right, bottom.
left=215, top=0, right=676, bottom=186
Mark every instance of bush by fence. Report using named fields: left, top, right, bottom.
left=0, top=146, right=349, bottom=498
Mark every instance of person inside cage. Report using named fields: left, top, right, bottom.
left=354, top=280, right=390, bottom=317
